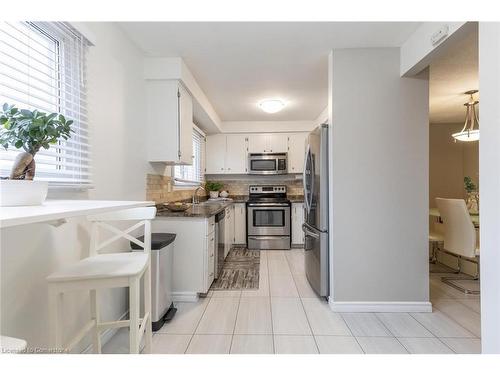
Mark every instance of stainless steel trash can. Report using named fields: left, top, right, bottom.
left=131, top=233, right=177, bottom=331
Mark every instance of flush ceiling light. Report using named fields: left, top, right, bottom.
left=259, top=99, right=285, bottom=114
left=452, top=90, right=480, bottom=142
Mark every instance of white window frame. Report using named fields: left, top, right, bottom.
left=0, top=21, right=91, bottom=189
left=173, top=124, right=206, bottom=188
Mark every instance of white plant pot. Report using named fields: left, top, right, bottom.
left=0, top=180, right=48, bottom=207
left=209, top=191, right=219, bottom=199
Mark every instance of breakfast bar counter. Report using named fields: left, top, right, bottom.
left=0, top=200, right=154, bottom=229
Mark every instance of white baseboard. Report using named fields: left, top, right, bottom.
left=172, top=292, right=199, bottom=302
left=328, top=300, right=433, bottom=313
left=82, top=310, right=129, bottom=354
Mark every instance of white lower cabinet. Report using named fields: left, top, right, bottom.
left=233, top=203, right=246, bottom=245
left=224, top=205, right=234, bottom=258
left=291, top=203, right=305, bottom=245
left=153, top=215, right=216, bottom=300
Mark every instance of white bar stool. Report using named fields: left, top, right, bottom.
left=46, top=207, right=156, bottom=354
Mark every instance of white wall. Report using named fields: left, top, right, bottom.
left=221, top=120, right=315, bottom=133
left=400, top=22, right=467, bottom=76
left=329, top=48, right=429, bottom=309
left=0, top=22, right=159, bottom=352
left=478, top=22, right=500, bottom=354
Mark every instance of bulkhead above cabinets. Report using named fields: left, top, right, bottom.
left=146, top=79, right=193, bottom=165
left=205, top=132, right=308, bottom=175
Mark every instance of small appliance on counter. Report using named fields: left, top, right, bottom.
left=246, top=185, right=291, bottom=250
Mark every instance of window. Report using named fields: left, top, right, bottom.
left=0, top=21, right=91, bottom=187
left=173, top=126, right=205, bottom=186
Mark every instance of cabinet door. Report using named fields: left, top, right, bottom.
left=291, top=203, right=305, bottom=245
left=225, top=135, right=248, bottom=173
left=224, top=207, right=234, bottom=258
left=206, top=135, right=227, bottom=174
left=248, top=134, right=269, bottom=153
left=230, top=206, right=235, bottom=246
left=233, top=203, right=246, bottom=244
left=287, top=133, right=308, bottom=173
left=268, top=134, right=288, bottom=153
left=178, top=84, right=193, bottom=165
left=206, top=231, right=216, bottom=290
left=146, top=80, right=181, bottom=163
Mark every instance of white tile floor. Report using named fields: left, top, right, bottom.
left=103, top=249, right=481, bottom=354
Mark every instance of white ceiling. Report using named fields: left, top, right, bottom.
left=118, top=22, right=421, bottom=122
left=429, top=25, right=478, bottom=124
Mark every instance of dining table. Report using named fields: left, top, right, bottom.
left=429, top=207, right=479, bottom=227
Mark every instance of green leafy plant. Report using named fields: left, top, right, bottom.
left=205, top=181, right=223, bottom=192
left=0, top=103, right=73, bottom=180
left=464, top=176, right=477, bottom=193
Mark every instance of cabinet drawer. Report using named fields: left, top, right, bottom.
left=208, top=233, right=215, bottom=257
left=206, top=216, right=216, bottom=235
left=207, top=254, right=215, bottom=288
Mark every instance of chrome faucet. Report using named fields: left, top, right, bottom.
left=192, top=186, right=206, bottom=204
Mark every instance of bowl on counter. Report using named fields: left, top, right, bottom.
left=164, top=202, right=191, bottom=212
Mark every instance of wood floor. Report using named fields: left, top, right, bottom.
left=103, top=249, right=481, bottom=354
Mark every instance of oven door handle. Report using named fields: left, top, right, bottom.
left=247, top=203, right=290, bottom=207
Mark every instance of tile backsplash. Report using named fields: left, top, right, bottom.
left=146, top=174, right=197, bottom=203
left=146, top=173, right=304, bottom=204
left=206, top=177, right=304, bottom=197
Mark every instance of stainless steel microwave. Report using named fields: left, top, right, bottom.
left=248, top=153, right=288, bottom=175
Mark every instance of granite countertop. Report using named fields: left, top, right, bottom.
left=155, top=194, right=304, bottom=218
left=156, top=200, right=235, bottom=218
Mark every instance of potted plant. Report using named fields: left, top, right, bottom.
left=464, top=176, right=479, bottom=214
left=205, top=181, right=223, bottom=199
left=0, top=103, right=73, bottom=206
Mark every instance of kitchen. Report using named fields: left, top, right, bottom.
left=1, top=15, right=500, bottom=362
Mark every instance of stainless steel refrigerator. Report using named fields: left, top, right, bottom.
left=302, top=124, right=329, bottom=297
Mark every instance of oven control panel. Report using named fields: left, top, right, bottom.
left=249, top=185, right=287, bottom=194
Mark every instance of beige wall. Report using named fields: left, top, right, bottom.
left=429, top=123, right=479, bottom=208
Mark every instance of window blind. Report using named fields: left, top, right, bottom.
left=0, top=21, right=91, bottom=187
left=174, top=127, right=205, bottom=185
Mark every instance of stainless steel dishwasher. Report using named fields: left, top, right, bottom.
left=214, top=210, right=226, bottom=279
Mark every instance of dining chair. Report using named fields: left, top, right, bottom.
left=46, top=206, right=156, bottom=354
left=428, top=220, right=445, bottom=272
left=435, top=198, right=480, bottom=294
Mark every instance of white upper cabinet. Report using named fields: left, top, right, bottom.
left=225, top=134, right=248, bottom=174
left=268, top=134, right=288, bottom=153
left=248, top=134, right=288, bottom=153
left=146, top=80, right=193, bottom=164
left=287, top=133, right=308, bottom=173
left=206, top=132, right=308, bottom=174
left=206, top=134, right=248, bottom=174
left=247, top=134, right=269, bottom=153
left=206, top=134, right=226, bottom=174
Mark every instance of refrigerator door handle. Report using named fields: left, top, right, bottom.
left=303, top=144, right=311, bottom=214
left=302, top=223, right=320, bottom=239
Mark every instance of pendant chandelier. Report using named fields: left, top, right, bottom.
left=452, top=90, right=479, bottom=142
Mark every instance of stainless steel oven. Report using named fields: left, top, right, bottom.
left=246, top=185, right=291, bottom=250
left=248, top=153, right=288, bottom=175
